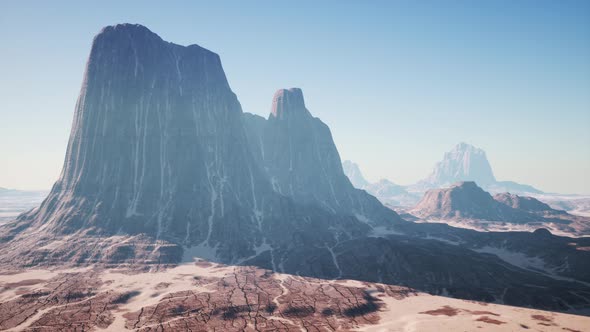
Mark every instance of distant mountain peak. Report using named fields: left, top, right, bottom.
left=422, top=142, right=496, bottom=188
left=408, top=142, right=544, bottom=195
left=342, top=160, right=370, bottom=189
left=270, top=88, right=309, bottom=119
left=244, top=91, right=403, bottom=226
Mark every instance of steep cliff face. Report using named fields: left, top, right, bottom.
left=243, top=88, right=403, bottom=226
left=1, top=24, right=371, bottom=265
left=18, top=24, right=271, bottom=257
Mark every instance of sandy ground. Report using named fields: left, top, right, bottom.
left=1, top=262, right=588, bottom=331
left=356, top=292, right=589, bottom=332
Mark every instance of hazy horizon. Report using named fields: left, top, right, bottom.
left=1, top=1, right=589, bottom=194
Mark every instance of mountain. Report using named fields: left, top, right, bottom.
left=414, top=143, right=496, bottom=190
left=0, top=24, right=378, bottom=266
left=410, top=182, right=590, bottom=235
left=410, top=181, right=540, bottom=222
left=242, top=88, right=403, bottom=225
left=342, top=160, right=370, bottom=189
left=410, top=143, right=543, bottom=194
left=343, top=143, right=543, bottom=208
left=1, top=24, right=589, bottom=312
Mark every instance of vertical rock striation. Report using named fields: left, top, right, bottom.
left=4, top=24, right=374, bottom=265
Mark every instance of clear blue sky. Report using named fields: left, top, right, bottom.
left=1, top=1, right=589, bottom=194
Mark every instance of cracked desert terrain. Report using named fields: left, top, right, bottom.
left=0, top=260, right=588, bottom=331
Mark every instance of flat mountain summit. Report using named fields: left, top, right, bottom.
left=410, top=181, right=590, bottom=236
left=411, top=181, right=539, bottom=222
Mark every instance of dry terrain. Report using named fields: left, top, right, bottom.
left=1, top=261, right=588, bottom=331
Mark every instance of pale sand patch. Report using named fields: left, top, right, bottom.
left=100, top=262, right=236, bottom=330
left=0, top=267, right=91, bottom=302
left=356, top=291, right=590, bottom=332
left=2, top=265, right=589, bottom=331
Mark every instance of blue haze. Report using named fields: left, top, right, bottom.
left=0, top=1, right=589, bottom=194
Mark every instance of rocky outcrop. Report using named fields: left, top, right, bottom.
left=410, top=183, right=590, bottom=236
left=494, top=193, right=564, bottom=214
left=411, top=182, right=539, bottom=222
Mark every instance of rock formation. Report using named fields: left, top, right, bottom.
left=410, top=143, right=543, bottom=194
left=413, top=143, right=496, bottom=190
left=494, top=193, right=564, bottom=215
left=0, top=24, right=378, bottom=266
left=411, top=181, right=539, bottom=222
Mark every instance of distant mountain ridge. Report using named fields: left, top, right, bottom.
left=342, top=143, right=544, bottom=208
left=409, top=181, right=590, bottom=236
left=340, top=161, right=420, bottom=207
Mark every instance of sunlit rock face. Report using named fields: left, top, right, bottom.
left=243, top=88, right=403, bottom=225
left=411, top=181, right=539, bottom=222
